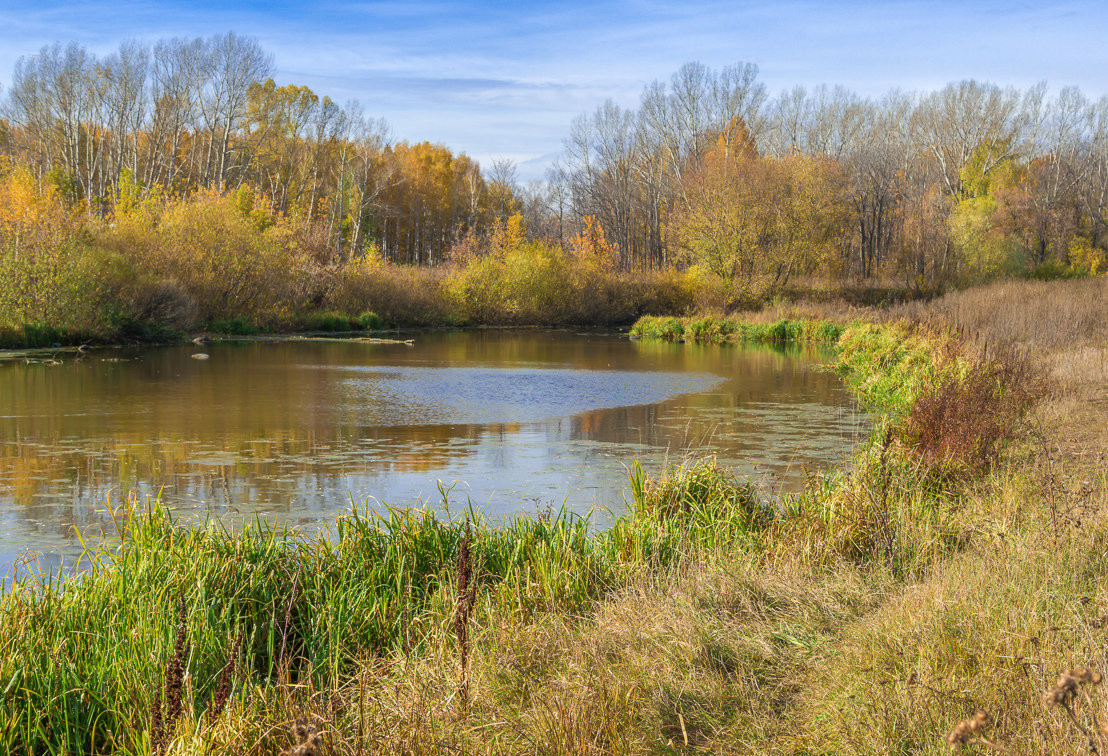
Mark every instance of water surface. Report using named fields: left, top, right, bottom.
left=0, top=329, right=867, bottom=568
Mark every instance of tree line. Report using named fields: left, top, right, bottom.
left=3, top=36, right=1108, bottom=288
left=549, top=63, right=1108, bottom=285
left=0, top=34, right=517, bottom=267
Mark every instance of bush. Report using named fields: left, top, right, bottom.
left=324, top=259, right=453, bottom=326
left=902, top=347, right=1042, bottom=474
left=357, top=311, right=383, bottom=330
left=98, top=190, right=309, bottom=325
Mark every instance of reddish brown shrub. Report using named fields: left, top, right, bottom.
left=903, top=348, right=1043, bottom=473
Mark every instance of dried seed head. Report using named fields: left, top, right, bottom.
left=946, top=711, right=990, bottom=746
left=1044, top=667, right=1102, bottom=706
left=280, top=717, right=321, bottom=756
left=1073, top=666, right=1103, bottom=685
left=1045, top=672, right=1079, bottom=706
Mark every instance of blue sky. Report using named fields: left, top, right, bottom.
left=1, top=1, right=1105, bottom=179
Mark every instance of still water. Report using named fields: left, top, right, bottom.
left=0, top=329, right=868, bottom=568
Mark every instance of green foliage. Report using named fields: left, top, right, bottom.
left=623, top=459, right=769, bottom=552
left=630, top=316, right=685, bottom=339
left=1026, top=258, right=1080, bottom=281
left=285, top=310, right=384, bottom=332
left=630, top=315, right=845, bottom=346
left=357, top=311, right=383, bottom=330
left=0, top=322, right=71, bottom=349
left=205, top=317, right=259, bottom=336
left=835, top=321, right=957, bottom=410
left=299, top=311, right=358, bottom=332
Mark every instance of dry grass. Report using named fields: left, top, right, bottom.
left=887, top=277, right=1108, bottom=353
left=182, top=279, right=1108, bottom=753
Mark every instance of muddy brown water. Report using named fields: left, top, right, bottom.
left=0, top=329, right=869, bottom=570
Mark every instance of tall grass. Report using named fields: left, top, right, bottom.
left=0, top=454, right=765, bottom=754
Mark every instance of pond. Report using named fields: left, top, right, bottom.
left=0, top=329, right=869, bottom=569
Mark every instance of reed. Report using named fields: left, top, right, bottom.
left=0, top=449, right=770, bottom=754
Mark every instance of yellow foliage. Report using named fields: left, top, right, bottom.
left=488, top=213, right=527, bottom=256
left=569, top=215, right=620, bottom=272
left=97, top=189, right=309, bottom=323
left=0, top=161, right=105, bottom=330
left=0, top=161, right=74, bottom=256
left=1068, top=237, right=1106, bottom=276
left=672, top=149, right=848, bottom=286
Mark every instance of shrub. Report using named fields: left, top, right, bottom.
left=357, top=311, right=383, bottom=330
left=324, top=259, right=452, bottom=326
left=98, top=190, right=309, bottom=325
left=902, top=347, right=1042, bottom=473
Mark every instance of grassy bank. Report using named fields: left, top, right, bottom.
left=630, top=315, right=846, bottom=345
left=3, top=278, right=1107, bottom=753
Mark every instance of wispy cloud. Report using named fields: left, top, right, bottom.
left=1, top=0, right=1106, bottom=179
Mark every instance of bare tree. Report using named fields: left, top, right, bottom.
left=913, top=80, right=1020, bottom=197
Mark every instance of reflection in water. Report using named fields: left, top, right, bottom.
left=0, top=330, right=868, bottom=568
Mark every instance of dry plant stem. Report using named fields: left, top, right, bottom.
left=1043, top=668, right=1106, bottom=753
left=962, top=735, right=1011, bottom=753
left=278, top=571, right=300, bottom=678
left=454, top=519, right=476, bottom=717
left=1062, top=695, right=1105, bottom=755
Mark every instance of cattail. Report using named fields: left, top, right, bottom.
left=150, top=688, right=164, bottom=753
left=210, top=627, right=244, bottom=720
left=164, top=596, right=190, bottom=729
left=151, top=596, right=190, bottom=754
left=454, top=519, right=476, bottom=715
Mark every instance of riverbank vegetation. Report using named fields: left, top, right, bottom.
left=3, top=277, right=1106, bottom=753
left=4, top=36, right=1108, bottom=348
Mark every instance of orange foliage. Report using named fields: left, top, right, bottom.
left=569, top=215, right=620, bottom=271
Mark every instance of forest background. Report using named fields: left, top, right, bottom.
left=2, top=33, right=1107, bottom=345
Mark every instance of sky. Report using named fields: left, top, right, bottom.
left=1, top=0, right=1106, bottom=180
